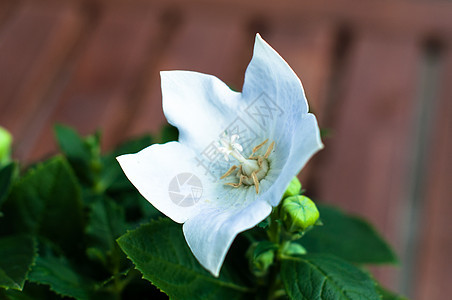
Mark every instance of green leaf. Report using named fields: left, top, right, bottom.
left=301, top=205, right=397, bottom=264
left=85, top=195, right=127, bottom=266
left=112, top=135, right=153, bottom=157
left=0, top=157, right=84, bottom=256
left=28, top=254, right=93, bottom=300
left=101, top=135, right=152, bottom=192
left=0, top=289, right=35, bottom=300
left=0, top=162, right=16, bottom=208
left=0, top=235, right=37, bottom=290
left=281, top=254, right=380, bottom=300
left=117, top=219, right=252, bottom=300
left=159, top=124, right=178, bottom=143
left=377, top=284, right=407, bottom=300
left=54, top=125, right=101, bottom=186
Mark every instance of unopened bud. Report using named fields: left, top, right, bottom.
left=0, top=127, right=12, bottom=165
left=281, top=195, right=319, bottom=233
left=283, top=177, right=302, bottom=199
left=247, top=241, right=276, bottom=277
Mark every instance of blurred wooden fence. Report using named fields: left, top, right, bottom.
left=0, top=0, right=451, bottom=298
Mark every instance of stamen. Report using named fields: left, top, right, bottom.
left=251, top=139, right=268, bottom=157
left=216, top=133, right=274, bottom=194
left=264, top=141, right=275, bottom=158
left=225, top=174, right=245, bottom=188
left=220, top=165, right=238, bottom=179
left=251, top=172, right=259, bottom=193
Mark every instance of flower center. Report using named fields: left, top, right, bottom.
left=216, top=133, right=274, bottom=194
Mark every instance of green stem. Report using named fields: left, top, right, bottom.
left=265, top=207, right=286, bottom=299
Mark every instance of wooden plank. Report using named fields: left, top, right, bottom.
left=0, top=0, right=22, bottom=30
left=24, top=2, right=161, bottom=161
left=126, top=6, right=248, bottom=139
left=0, top=0, right=83, bottom=143
left=127, top=0, right=452, bottom=35
left=264, top=19, right=335, bottom=124
left=313, top=33, right=421, bottom=289
left=415, top=49, right=452, bottom=300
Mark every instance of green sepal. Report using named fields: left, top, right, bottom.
left=280, top=242, right=306, bottom=258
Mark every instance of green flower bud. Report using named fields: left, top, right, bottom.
left=281, top=195, right=319, bottom=233
left=283, top=177, right=302, bottom=199
left=247, top=241, right=276, bottom=277
left=0, top=127, right=12, bottom=165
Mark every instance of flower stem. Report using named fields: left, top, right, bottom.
left=265, top=207, right=286, bottom=299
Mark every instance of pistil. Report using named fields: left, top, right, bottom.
left=216, top=133, right=274, bottom=194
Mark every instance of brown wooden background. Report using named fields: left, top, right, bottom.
left=1, top=0, right=451, bottom=298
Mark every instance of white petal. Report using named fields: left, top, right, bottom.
left=183, top=198, right=272, bottom=276
left=236, top=34, right=323, bottom=206
left=242, top=34, right=308, bottom=116
left=266, top=113, right=323, bottom=206
left=117, top=142, right=210, bottom=223
left=161, top=71, right=241, bottom=153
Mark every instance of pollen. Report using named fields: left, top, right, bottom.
left=216, top=133, right=274, bottom=194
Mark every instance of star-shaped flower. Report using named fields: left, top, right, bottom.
left=117, top=34, right=323, bottom=277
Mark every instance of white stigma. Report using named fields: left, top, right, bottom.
left=216, top=133, right=245, bottom=163
left=216, top=132, right=274, bottom=193
left=216, top=133, right=259, bottom=173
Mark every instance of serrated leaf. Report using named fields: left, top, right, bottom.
left=301, top=205, right=397, bottom=264
left=54, top=125, right=92, bottom=162
left=85, top=195, right=127, bottom=266
left=0, top=235, right=37, bottom=290
left=54, top=125, right=97, bottom=181
left=0, top=163, right=16, bottom=208
left=0, top=288, right=35, bottom=300
left=28, top=254, right=93, bottom=300
left=117, top=219, right=252, bottom=300
left=0, top=157, right=84, bottom=256
left=281, top=254, right=380, bottom=300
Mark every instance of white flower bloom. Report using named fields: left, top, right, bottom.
left=117, top=34, right=323, bottom=277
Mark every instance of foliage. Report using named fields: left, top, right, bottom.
left=0, top=125, right=406, bottom=299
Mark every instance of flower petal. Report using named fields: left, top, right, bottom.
left=183, top=198, right=272, bottom=276
left=242, top=34, right=309, bottom=117
left=267, top=113, right=323, bottom=206
left=117, top=142, right=208, bottom=223
left=161, top=71, right=241, bottom=153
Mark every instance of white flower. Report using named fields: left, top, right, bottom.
left=117, top=34, right=323, bottom=277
